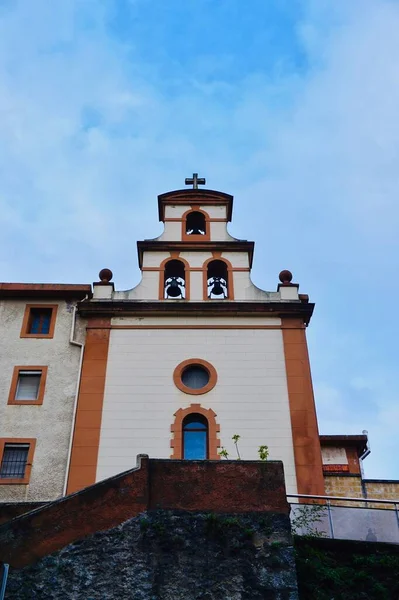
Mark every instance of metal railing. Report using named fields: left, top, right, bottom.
left=0, top=564, right=9, bottom=600
left=287, top=493, right=399, bottom=544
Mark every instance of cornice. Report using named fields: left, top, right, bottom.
left=137, top=240, right=254, bottom=269
left=158, top=189, right=233, bottom=221
left=78, top=299, right=314, bottom=325
left=0, top=283, right=92, bottom=300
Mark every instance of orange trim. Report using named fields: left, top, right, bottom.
left=66, top=318, right=111, bottom=494
left=112, top=324, right=283, bottom=330
left=181, top=208, right=211, bottom=241
left=0, top=438, right=36, bottom=484
left=164, top=217, right=227, bottom=223
left=322, top=464, right=350, bottom=473
left=20, top=304, right=58, bottom=339
left=142, top=266, right=249, bottom=272
left=158, top=256, right=190, bottom=301
left=202, top=256, right=235, bottom=300
left=170, top=404, right=221, bottom=459
left=8, top=366, right=48, bottom=405
left=282, top=318, right=325, bottom=495
left=173, top=358, right=217, bottom=395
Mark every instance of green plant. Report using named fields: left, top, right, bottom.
left=219, top=447, right=229, bottom=459
left=232, top=434, right=241, bottom=459
left=219, top=435, right=269, bottom=461
left=291, top=503, right=327, bottom=538
left=258, top=445, right=269, bottom=461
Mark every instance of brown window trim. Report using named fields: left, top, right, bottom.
left=202, top=256, right=235, bottom=300
left=20, top=304, right=58, bottom=339
left=158, top=256, right=191, bottom=301
left=170, top=404, right=220, bottom=459
left=8, top=366, right=48, bottom=406
left=173, top=358, right=217, bottom=395
left=0, top=438, right=36, bottom=484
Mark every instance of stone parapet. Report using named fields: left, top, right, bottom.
left=0, top=457, right=288, bottom=568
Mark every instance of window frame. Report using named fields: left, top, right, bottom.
left=173, top=358, right=217, bottom=395
left=20, top=304, right=58, bottom=339
left=170, top=403, right=221, bottom=459
left=8, top=366, right=48, bottom=405
left=0, top=438, right=36, bottom=484
left=181, top=208, right=210, bottom=241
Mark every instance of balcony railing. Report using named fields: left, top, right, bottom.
left=288, top=493, right=399, bottom=545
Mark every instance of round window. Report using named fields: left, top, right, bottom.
left=173, top=359, right=217, bottom=395
left=181, top=365, right=210, bottom=390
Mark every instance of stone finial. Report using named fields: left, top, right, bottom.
left=278, top=270, right=293, bottom=285
left=98, top=268, right=113, bottom=284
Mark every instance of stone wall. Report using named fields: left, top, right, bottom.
left=324, top=475, right=399, bottom=509
left=0, top=457, right=289, bottom=568
left=363, top=479, right=399, bottom=509
left=323, top=474, right=364, bottom=506
left=5, top=510, right=298, bottom=600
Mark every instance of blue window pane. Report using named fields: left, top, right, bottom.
left=184, top=431, right=207, bottom=459
left=181, top=366, right=209, bottom=389
left=29, top=309, right=51, bottom=334
left=31, top=314, right=41, bottom=333
left=184, top=421, right=207, bottom=430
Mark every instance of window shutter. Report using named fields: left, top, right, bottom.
left=15, top=372, right=41, bottom=400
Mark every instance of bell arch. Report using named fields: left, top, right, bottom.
left=203, top=256, right=234, bottom=300
left=182, top=208, right=210, bottom=241
left=159, top=256, right=190, bottom=300
left=170, top=403, right=221, bottom=459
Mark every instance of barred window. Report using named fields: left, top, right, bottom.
left=0, top=444, right=30, bottom=479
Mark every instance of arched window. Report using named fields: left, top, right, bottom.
left=207, top=260, right=228, bottom=299
left=186, top=211, right=206, bottom=236
left=183, top=413, right=208, bottom=459
left=164, top=259, right=186, bottom=299
left=170, top=404, right=220, bottom=459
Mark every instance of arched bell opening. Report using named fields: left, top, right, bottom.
left=207, top=260, right=228, bottom=299
left=186, top=211, right=206, bottom=236
left=182, top=413, right=209, bottom=459
left=164, top=259, right=186, bottom=299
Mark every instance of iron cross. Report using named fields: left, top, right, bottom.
left=185, top=173, right=206, bottom=189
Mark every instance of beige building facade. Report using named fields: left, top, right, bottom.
left=0, top=285, right=90, bottom=501
left=66, top=186, right=325, bottom=497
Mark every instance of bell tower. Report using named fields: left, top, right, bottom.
left=67, top=176, right=324, bottom=498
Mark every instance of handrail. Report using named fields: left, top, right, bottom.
left=0, top=564, right=9, bottom=600
left=287, top=493, right=399, bottom=506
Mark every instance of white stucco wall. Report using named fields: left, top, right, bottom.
left=0, top=299, right=85, bottom=501
left=110, top=248, right=279, bottom=302
left=158, top=204, right=236, bottom=242
left=321, top=447, right=348, bottom=465
left=96, top=317, right=298, bottom=495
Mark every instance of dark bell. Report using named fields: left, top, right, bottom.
left=166, top=278, right=182, bottom=298
left=209, top=278, right=225, bottom=297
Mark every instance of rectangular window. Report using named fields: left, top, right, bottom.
left=28, top=308, right=52, bottom=334
left=0, top=439, right=36, bottom=484
left=15, top=371, right=41, bottom=401
left=0, top=444, right=29, bottom=479
left=20, top=304, right=58, bottom=339
left=8, top=366, right=48, bottom=405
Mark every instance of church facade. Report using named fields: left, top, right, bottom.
left=1, top=178, right=392, bottom=506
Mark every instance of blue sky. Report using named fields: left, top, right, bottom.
left=1, top=0, right=399, bottom=479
